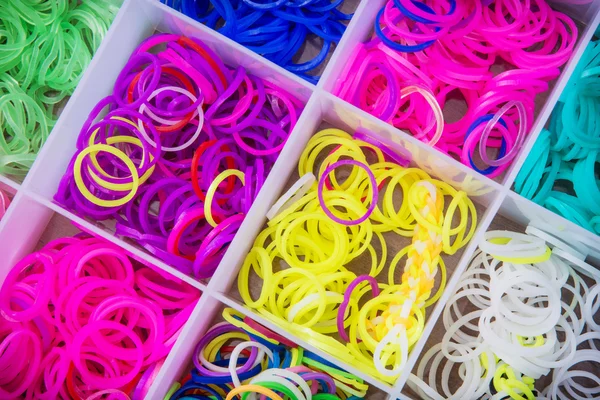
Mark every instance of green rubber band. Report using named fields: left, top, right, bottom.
left=241, top=381, right=298, bottom=400
left=0, top=0, right=119, bottom=178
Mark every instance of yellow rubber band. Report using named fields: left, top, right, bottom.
left=205, top=169, right=245, bottom=227
left=73, top=144, right=140, bottom=207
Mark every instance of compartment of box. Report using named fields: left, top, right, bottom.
left=400, top=192, right=600, bottom=399
left=321, top=0, right=600, bottom=185
left=0, top=196, right=202, bottom=399
left=23, top=0, right=311, bottom=285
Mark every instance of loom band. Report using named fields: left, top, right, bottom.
left=194, top=329, right=256, bottom=376
left=282, top=37, right=330, bottom=75
left=251, top=369, right=312, bottom=400
left=397, top=85, right=444, bottom=146
left=573, top=152, right=600, bottom=214
left=441, top=191, right=476, bottom=255
left=383, top=1, right=448, bottom=42
left=216, top=80, right=267, bottom=135
left=317, top=160, right=378, bottom=226
left=275, top=212, right=348, bottom=271
left=228, top=342, right=274, bottom=388
left=0, top=252, right=54, bottom=322
left=204, top=68, right=247, bottom=124
left=204, top=169, right=245, bottom=227
left=299, top=130, right=359, bottom=174
left=90, top=110, right=162, bottom=167
left=379, top=169, right=427, bottom=231
left=158, top=49, right=217, bottom=105
left=264, top=89, right=300, bottom=129
left=113, top=53, right=161, bottom=109
left=0, top=329, right=42, bottom=397
left=127, top=67, right=197, bottom=118
left=233, top=121, right=288, bottom=157
left=203, top=333, right=253, bottom=367
left=286, top=292, right=344, bottom=330
left=136, top=179, right=189, bottom=234
left=70, top=320, right=145, bottom=390
left=375, top=12, right=437, bottom=53
left=508, top=12, right=577, bottom=68
left=195, top=215, right=244, bottom=265
left=462, top=124, right=509, bottom=178
left=89, top=300, right=165, bottom=365
left=190, top=141, right=236, bottom=202
left=527, top=152, right=560, bottom=204
left=82, top=139, right=154, bottom=194
left=337, top=276, right=381, bottom=339
left=544, top=194, right=596, bottom=232
left=138, top=89, right=204, bottom=152
left=134, top=271, right=198, bottom=310
left=173, top=37, right=229, bottom=90
left=393, top=0, right=458, bottom=26
left=172, top=381, right=225, bottom=400
left=166, top=207, right=208, bottom=260
left=356, top=65, right=401, bottom=122
left=514, top=132, right=551, bottom=198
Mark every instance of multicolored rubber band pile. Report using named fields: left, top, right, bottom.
left=238, top=128, right=477, bottom=381
left=167, top=308, right=368, bottom=400
left=0, top=234, right=200, bottom=399
left=55, top=33, right=303, bottom=279
left=334, top=0, right=578, bottom=178
left=0, top=0, right=120, bottom=177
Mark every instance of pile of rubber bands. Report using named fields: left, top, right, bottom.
left=334, top=0, right=578, bottom=178
left=160, top=0, right=353, bottom=84
left=55, top=33, right=303, bottom=279
left=0, top=0, right=120, bottom=177
left=408, top=225, right=600, bottom=400
left=515, top=34, right=600, bottom=235
left=238, top=128, right=477, bottom=381
left=167, top=308, right=368, bottom=400
left=0, top=234, right=200, bottom=399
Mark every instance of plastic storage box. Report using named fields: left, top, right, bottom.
left=0, top=0, right=599, bottom=399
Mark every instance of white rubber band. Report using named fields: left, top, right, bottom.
left=229, top=341, right=274, bottom=387
left=266, top=173, right=316, bottom=220
left=138, top=86, right=204, bottom=152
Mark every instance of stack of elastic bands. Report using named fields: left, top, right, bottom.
left=0, top=234, right=200, bottom=399
left=239, top=128, right=477, bottom=381
left=0, top=189, right=10, bottom=221
left=408, top=226, right=600, bottom=400
left=161, top=0, right=353, bottom=84
left=515, top=34, right=600, bottom=235
left=0, top=0, right=120, bottom=177
left=168, top=308, right=368, bottom=400
left=55, top=33, right=303, bottom=279
left=334, top=0, right=577, bottom=178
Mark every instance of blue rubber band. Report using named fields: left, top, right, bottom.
left=464, top=115, right=508, bottom=176
left=374, top=7, right=436, bottom=53
left=171, top=382, right=224, bottom=400
left=393, top=0, right=457, bottom=25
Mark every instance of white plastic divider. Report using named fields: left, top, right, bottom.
left=145, top=295, right=225, bottom=400
left=0, top=193, right=54, bottom=281
left=0, top=0, right=598, bottom=399
left=0, top=174, right=20, bottom=193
